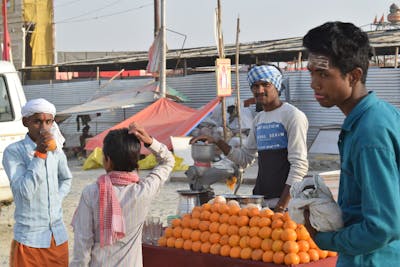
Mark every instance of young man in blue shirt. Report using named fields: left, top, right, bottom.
left=3, top=98, right=72, bottom=266
left=303, top=21, right=400, bottom=266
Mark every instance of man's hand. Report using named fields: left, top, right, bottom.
left=128, top=122, right=153, bottom=146
left=36, top=129, right=53, bottom=153
left=304, top=208, right=318, bottom=239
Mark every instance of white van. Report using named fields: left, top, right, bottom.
left=0, top=61, right=27, bottom=205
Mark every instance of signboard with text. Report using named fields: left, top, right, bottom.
left=215, top=58, right=232, bottom=97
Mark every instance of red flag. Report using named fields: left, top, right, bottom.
left=373, top=15, right=378, bottom=24
left=2, top=0, right=11, bottom=61
left=379, top=14, right=385, bottom=24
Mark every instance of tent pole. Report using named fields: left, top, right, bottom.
left=159, top=0, right=166, bottom=98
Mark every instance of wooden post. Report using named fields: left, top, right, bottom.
left=217, top=0, right=227, bottom=141
left=235, top=17, right=242, bottom=148
left=297, top=51, right=302, bottom=70
left=395, top=47, right=399, bottom=68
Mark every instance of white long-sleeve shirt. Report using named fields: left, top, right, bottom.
left=70, top=139, right=175, bottom=267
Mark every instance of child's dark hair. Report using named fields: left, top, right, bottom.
left=103, top=128, right=141, bottom=171
left=303, top=21, right=373, bottom=83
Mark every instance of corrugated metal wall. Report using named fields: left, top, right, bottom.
left=23, top=68, right=400, bottom=148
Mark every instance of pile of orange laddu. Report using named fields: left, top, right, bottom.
left=157, top=196, right=337, bottom=265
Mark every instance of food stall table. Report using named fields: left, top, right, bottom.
left=142, top=244, right=337, bottom=267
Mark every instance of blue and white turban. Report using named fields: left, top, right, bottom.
left=247, top=65, right=282, bottom=92
left=21, top=98, right=65, bottom=150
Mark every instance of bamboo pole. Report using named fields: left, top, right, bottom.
left=217, top=0, right=227, bottom=141
left=235, top=17, right=242, bottom=148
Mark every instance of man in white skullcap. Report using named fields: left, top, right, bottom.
left=2, top=98, right=72, bottom=266
left=191, top=65, right=309, bottom=213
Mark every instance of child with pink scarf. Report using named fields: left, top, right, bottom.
left=70, top=122, right=174, bottom=267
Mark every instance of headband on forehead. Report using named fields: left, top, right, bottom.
left=307, top=53, right=330, bottom=70
left=247, top=65, right=282, bottom=91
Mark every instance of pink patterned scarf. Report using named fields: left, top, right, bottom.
left=97, top=171, right=140, bottom=247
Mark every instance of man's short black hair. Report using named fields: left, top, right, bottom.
left=303, top=21, right=373, bottom=83
left=103, top=128, right=141, bottom=171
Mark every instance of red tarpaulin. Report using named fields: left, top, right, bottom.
left=85, top=98, right=220, bottom=154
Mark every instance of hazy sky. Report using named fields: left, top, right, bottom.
left=54, top=0, right=396, bottom=52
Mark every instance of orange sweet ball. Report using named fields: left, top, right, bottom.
left=157, top=236, right=167, bottom=247
left=258, top=217, right=272, bottom=227
left=229, top=246, right=241, bottom=258
left=209, top=222, right=220, bottom=233
left=249, top=236, right=262, bottom=249
left=209, top=243, right=221, bottom=255
left=228, top=215, right=239, bottom=225
left=251, top=249, right=264, bottom=261
left=240, top=247, right=252, bottom=260
left=298, top=251, right=311, bottom=264
left=248, top=226, right=260, bottom=237
left=166, top=237, right=176, bottom=248
left=190, top=229, right=201, bottom=241
left=271, top=240, right=284, bottom=252
left=200, top=242, right=212, bottom=254
left=308, top=248, right=320, bottom=261
left=181, top=228, right=192, bottom=240
left=227, top=225, right=239, bottom=236
left=271, top=228, right=283, bottom=241
left=201, top=202, right=212, bottom=211
left=209, top=212, right=220, bottom=223
left=198, top=220, right=210, bottom=232
left=228, top=205, right=241, bottom=216
left=220, top=244, right=231, bottom=257
left=218, top=223, right=229, bottom=235
left=238, top=226, right=250, bottom=237
left=249, top=216, right=261, bottom=227
left=228, top=234, right=241, bottom=247
left=327, top=251, right=338, bottom=257
left=200, top=231, right=211, bottom=243
left=260, top=208, right=274, bottom=218
left=258, top=226, right=272, bottom=239
left=181, top=217, right=191, bottom=229
left=172, top=226, right=183, bottom=238
left=272, top=251, right=285, bottom=265
left=200, top=210, right=211, bottom=221
left=209, top=232, right=221, bottom=244
left=164, top=227, right=173, bottom=238
left=190, top=218, right=200, bottom=229
left=247, top=207, right=260, bottom=217
left=174, top=238, right=184, bottom=249
left=281, top=228, right=297, bottom=241
left=191, top=210, right=201, bottom=219
left=282, top=240, right=299, bottom=254
left=218, top=203, right=230, bottom=214
left=297, top=240, right=310, bottom=252
left=284, top=252, right=300, bottom=265
left=219, top=234, right=230, bottom=245
left=271, top=218, right=284, bottom=229
left=211, top=203, right=221, bottom=213
left=191, top=241, right=202, bottom=252
left=238, top=207, right=249, bottom=217
left=219, top=213, right=230, bottom=224
left=283, top=220, right=297, bottom=230
left=237, top=215, right=250, bottom=227
left=261, top=238, right=273, bottom=251
left=239, top=235, right=250, bottom=249
left=262, top=250, right=274, bottom=263
left=183, top=239, right=193, bottom=250
left=171, top=218, right=181, bottom=227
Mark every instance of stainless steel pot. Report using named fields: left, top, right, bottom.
left=191, top=143, right=216, bottom=162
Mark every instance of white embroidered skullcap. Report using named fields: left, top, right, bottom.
left=21, top=98, right=56, bottom=118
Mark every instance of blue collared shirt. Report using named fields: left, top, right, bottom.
left=2, top=134, right=72, bottom=248
left=315, top=92, right=400, bottom=266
